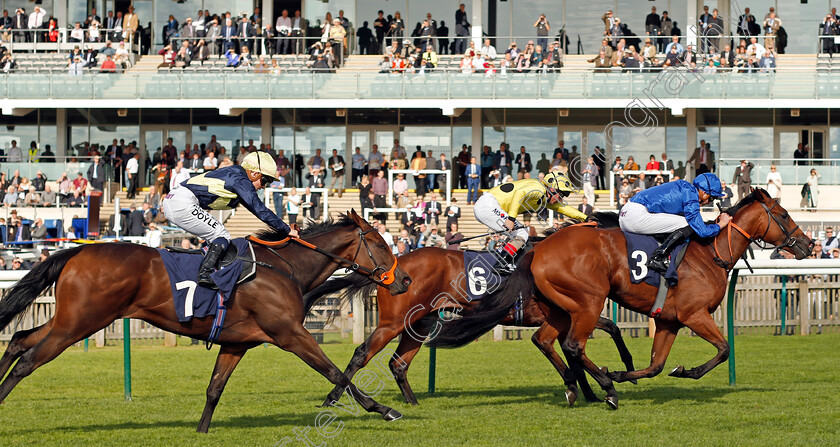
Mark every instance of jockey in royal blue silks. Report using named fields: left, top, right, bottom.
left=618, top=172, right=732, bottom=274
left=161, top=151, right=298, bottom=288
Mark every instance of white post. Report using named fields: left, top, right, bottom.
left=352, top=294, right=364, bottom=344
left=470, top=0, right=483, bottom=49
left=114, top=197, right=121, bottom=238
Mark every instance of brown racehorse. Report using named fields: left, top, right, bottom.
left=303, top=245, right=636, bottom=408
left=0, top=211, right=412, bottom=432
left=429, top=189, right=812, bottom=408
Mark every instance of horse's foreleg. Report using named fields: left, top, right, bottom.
left=0, top=323, right=51, bottom=383
left=669, top=312, right=730, bottom=380
left=196, top=345, right=250, bottom=433
left=608, top=321, right=679, bottom=383
left=277, top=325, right=401, bottom=421
left=389, top=323, right=428, bottom=406
left=595, top=316, right=637, bottom=375
left=321, top=324, right=405, bottom=407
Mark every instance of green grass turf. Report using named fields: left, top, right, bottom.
left=0, top=334, right=838, bottom=446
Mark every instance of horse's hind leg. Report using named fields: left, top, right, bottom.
left=0, top=323, right=52, bottom=382
left=0, top=321, right=106, bottom=403
left=531, top=321, right=593, bottom=406
left=557, top=310, right=620, bottom=409
left=276, top=324, right=401, bottom=421
left=669, top=312, right=730, bottom=380
left=197, top=344, right=251, bottom=433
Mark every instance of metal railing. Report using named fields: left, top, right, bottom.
left=2, top=28, right=139, bottom=54
left=718, top=158, right=840, bottom=190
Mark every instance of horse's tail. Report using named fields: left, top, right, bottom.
left=428, top=251, right=535, bottom=348
left=0, top=246, right=84, bottom=332
left=302, top=272, right=376, bottom=315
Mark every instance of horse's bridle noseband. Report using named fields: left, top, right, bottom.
left=351, top=227, right=398, bottom=286
left=714, top=198, right=804, bottom=269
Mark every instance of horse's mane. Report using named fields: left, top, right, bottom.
left=724, top=188, right=768, bottom=216
left=533, top=211, right=620, bottom=240
left=254, top=214, right=356, bottom=241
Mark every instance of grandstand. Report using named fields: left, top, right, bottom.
left=0, top=0, right=839, bottom=261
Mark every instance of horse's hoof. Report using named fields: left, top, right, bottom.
left=564, top=389, right=577, bottom=407
left=630, top=379, right=638, bottom=385
left=383, top=408, right=402, bottom=421
left=605, top=396, right=619, bottom=410
left=669, top=365, right=685, bottom=377
left=317, top=399, right=334, bottom=408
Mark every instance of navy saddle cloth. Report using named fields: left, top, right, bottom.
left=463, top=251, right=508, bottom=302
left=623, top=232, right=688, bottom=288
left=158, top=238, right=256, bottom=322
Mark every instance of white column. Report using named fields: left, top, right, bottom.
left=685, top=108, right=697, bottom=179
left=262, top=0, right=273, bottom=34
left=261, top=108, right=271, bottom=146
left=686, top=0, right=699, bottom=48
left=56, top=109, right=67, bottom=157
left=352, top=295, right=365, bottom=344
left=471, top=107, right=482, bottom=154
left=471, top=0, right=483, bottom=48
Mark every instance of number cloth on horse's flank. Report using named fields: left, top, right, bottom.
left=623, top=232, right=688, bottom=288
left=463, top=251, right=507, bottom=301
left=157, top=238, right=255, bottom=322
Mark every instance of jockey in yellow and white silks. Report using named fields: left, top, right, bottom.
left=474, top=172, right=587, bottom=272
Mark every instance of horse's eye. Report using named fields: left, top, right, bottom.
left=781, top=213, right=789, bottom=220
left=377, top=243, right=388, bottom=250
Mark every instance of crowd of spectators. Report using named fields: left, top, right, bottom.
left=590, top=6, right=787, bottom=73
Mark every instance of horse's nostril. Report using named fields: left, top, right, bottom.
left=403, top=278, right=412, bottom=287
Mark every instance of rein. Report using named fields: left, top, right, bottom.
left=247, top=227, right=398, bottom=287
left=712, top=198, right=801, bottom=271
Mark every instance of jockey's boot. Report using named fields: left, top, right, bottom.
left=197, top=240, right=227, bottom=289
left=495, top=236, right=526, bottom=275
left=647, top=226, right=693, bottom=275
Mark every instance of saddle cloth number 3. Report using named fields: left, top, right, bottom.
left=630, top=250, right=648, bottom=281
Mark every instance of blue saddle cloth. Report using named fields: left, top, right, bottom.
left=158, top=238, right=253, bottom=322
left=623, top=232, right=688, bottom=288
left=463, top=251, right=508, bottom=302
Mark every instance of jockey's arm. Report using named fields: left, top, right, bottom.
left=231, top=174, right=291, bottom=236
left=683, top=195, right=720, bottom=238
left=548, top=202, right=588, bottom=222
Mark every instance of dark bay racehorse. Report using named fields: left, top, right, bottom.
left=304, top=246, right=636, bottom=407
left=0, top=210, right=411, bottom=432
left=429, top=189, right=812, bottom=408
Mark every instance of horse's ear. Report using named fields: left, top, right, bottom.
left=348, top=208, right=363, bottom=226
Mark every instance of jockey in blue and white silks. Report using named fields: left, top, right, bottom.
left=619, top=173, right=731, bottom=274
left=162, top=151, right=297, bottom=288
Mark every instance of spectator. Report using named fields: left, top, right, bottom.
left=445, top=197, right=461, bottom=229
left=377, top=223, right=396, bottom=254
left=328, top=149, right=345, bottom=197
left=203, top=150, right=218, bottom=171
left=434, top=153, right=451, bottom=192
left=66, top=190, right=85, bottom=207
left=410, top=148, right=427, bottom=196
left=126, top=153, right=140, bottom=199
left=821, top=227, right=839, bottom=255
left=454, top=4, right=470, bottom=54
left=582, top=156, right=599, bottom=205
left=766, top=164, right=782, bottom=202
left=2, top=186, right=15, bottom=207
left=31, top=171, right=46, bottom=191
left=147, top=222, right=162, bottom=248
left=720, top=181, right=734, bottom=208
left=515, top=146, right=531, bottom=180
left=31, top=218, right=47, bottom=239
left=465, top=156, right=480, bottom=204
left=618, top=178, right=632, bottom=206
left=480, top=38, right=497, bottom=60
left=100, top=54, right=116, bottom=72
left=425, top=225, right=445, bottom=248
left=534, top=14, right=550, bottom=51
left=624, top=156, right=639, bottom=171
left=589, top=49, right=610, bottom=72
left=41, top=185, right=56, bottom=206
left=24, top=186, right=41, bottom=206
left=72, top=172, right=88, bottom=193
left=802, top=169, right=820, bottom=210
left=393, top=173, right=409, bottom=209
left=284, top=187, right=300, bottom=225
left=114, top=42, right=130, bottom=68
left=578, top=197, right=593, bottom=217
left=87, top=155, right=105, bottom=190
left=445, top=222, right=464, bottom=250
left=158, top=44, right=176, bottom=68
left=732, top=159, right=754, bottom=202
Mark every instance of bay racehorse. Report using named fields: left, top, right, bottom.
left=429, top=189, right=812, bottom=408
left=304, top=245, right=636, bottom=407
left=0, top=210, right=411, bottom=432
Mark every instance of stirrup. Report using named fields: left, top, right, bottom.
left=647, top=255, right=669, bottom=275
left=197, top=272, right=219, bottom=290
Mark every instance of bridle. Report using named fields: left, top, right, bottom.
left=713, top=198, right=803, bottom=270
left=248, top=225, right=399, bottom=287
